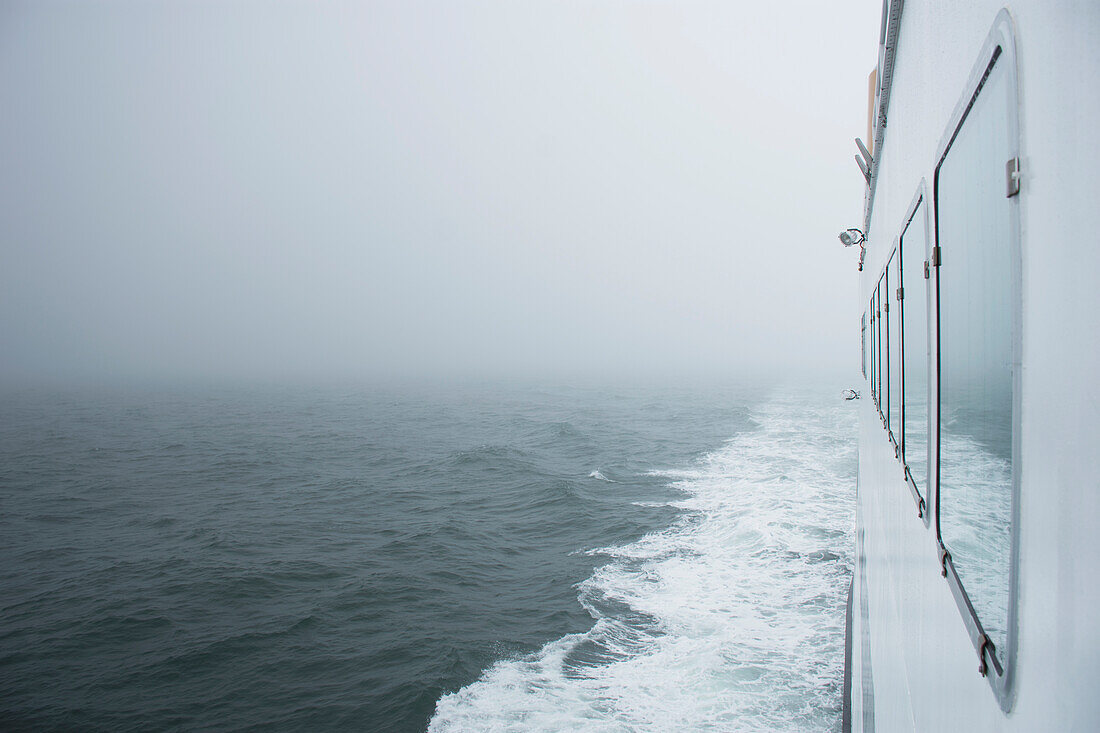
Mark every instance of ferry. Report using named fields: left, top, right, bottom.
left=845, top=2, right=1099, bottom=730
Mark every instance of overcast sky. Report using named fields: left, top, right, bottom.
left=0, top=0, right=881, bottom=384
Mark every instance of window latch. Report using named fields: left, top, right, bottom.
left=1006, top=157, right=1021, bottom=197
left=939, top=546, right=951, bottom=577
left=924, top=260, right=930, bottom=279
left=897, top=286, right=903, bottom=301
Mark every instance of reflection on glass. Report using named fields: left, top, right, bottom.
left=873, top=294, right=878, bottom=400
left=903, top=204, right=929, bottom=495
left=862, top=313, right=867, bottom=378
left=871, top=286, right=880, bottom=402
left=883, top=269, right=890, bottom=428
left=875, top=278, right=884, bottom=416
left=872, top=290, right=878, bottom=402
left=937, top=55, right=1014, bottom=664
left=890, top=253, right=902, bottom=444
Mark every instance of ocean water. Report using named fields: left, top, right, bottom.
left=0, top=380, right=856, bottom=732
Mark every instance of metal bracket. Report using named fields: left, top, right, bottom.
left=855, top=139, right=873, bottom=184
left=897, top=286, right=903, bottom=301
left=1006, top=157, right=1021, bottom=197
left=932, top=246, right=941, bottom=267
left=856, top=154, right=871, bottom=184
left=977, top=633, right=992, bottom=677
left=856, top=137, right=873, bottom=168
left=924, top=260, right=930, bottom=279
left=917, top=497, right=925, bottom=519
left=939, top=546, right=951, bottom=577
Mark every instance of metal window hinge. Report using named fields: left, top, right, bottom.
left=939, top=546, right=951, bottom=577
left=917, top=497, right=925, bottom=520
left=977, top=633, right=992, bottom=677
left=932, top=246, right=941, bottom=267
left=924, top=260, right=930, bottom=279
left=1006, top=157, right=1021, bottom=197
left=897, top=286, right=903, bottom=301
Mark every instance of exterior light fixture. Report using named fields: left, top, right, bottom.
left=839, top=228, right=865, bottom=247
left=839, top=228, right=867, bottom=271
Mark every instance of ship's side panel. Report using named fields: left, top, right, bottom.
left=1011, top=2, right=1100, bottom=728
left=856, top=2, right=1100, bottom=730
left=861, top=7, right=1007, bottom=732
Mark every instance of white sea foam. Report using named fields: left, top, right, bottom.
left=429, top=390, right=856, bottom=732
left=589, top=469, right=616, bottom=483
left=629, top=500, right=684, bottom=509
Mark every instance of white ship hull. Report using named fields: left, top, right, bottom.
left=849, top=2, right=1100, bottom=730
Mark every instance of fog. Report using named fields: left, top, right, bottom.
left=0, top=0, right=880, bottom=385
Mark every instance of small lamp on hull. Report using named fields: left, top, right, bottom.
left=839, top=228, right=866, bottom=271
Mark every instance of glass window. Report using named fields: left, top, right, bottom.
left=882, top=270, right=890, bottom=427
left=902, top=201, right=929, bottom=498
left=876, top=281, right=883, bottom=414
left=889, top=252, right=902, bottom=444
left=870, top=295, right=877, bottom=398
left=862, top=313, right=867, bottom=378
left=936, top=48, right=1015, bottom=668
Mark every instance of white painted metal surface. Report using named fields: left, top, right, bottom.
left=851, top=2, right=1100, bottom=730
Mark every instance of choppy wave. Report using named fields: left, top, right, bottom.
left=0, top=381, right=765, bottom=732
left=429, top=391, right=856, bottom=732
left=588, top=469, right=616, bottom=483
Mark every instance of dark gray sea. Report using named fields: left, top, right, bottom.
left=0, top=380, right=856, bottom=732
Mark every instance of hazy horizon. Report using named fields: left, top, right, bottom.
left=0, top=0, right=880, bottom=386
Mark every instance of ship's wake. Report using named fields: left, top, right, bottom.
left=429, top=390, right=857, bottom=732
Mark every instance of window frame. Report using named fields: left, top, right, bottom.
left=888, top=248, right=902, bottom=453
left=861, top=312, right=867, bottom=379
left=899, top=185, right=932, bottom=525
left=876, top=277, right=885, bottom=422
left=871, top=287, right=878, bottom=405
left=883, top=267, right=891, bottom=434
left=870, top=297, right=875, bottom=396
left=931, top=9, right=1022, bottom=709
left=874, top=289, right=879, bottom=407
